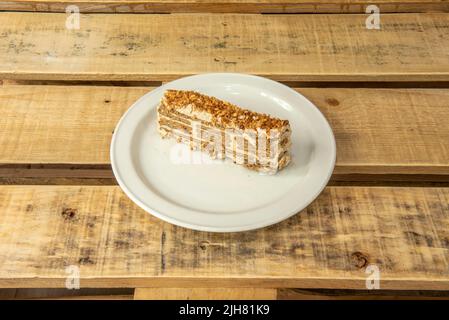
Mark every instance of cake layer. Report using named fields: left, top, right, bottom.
left=162, top=90, right=291, bottom=131
left=159, top=124, right=290, bottom=166
left=158, top=108, right=292, bottom=143
left=158, top=115, right=292, bottom=152
left=158, top=119, right=291, bottom=162
left=160, top=125, right=290, bottom=173
left=158, top=102, right=290, bottom=133
left=157, top=90, right=292, bottom=173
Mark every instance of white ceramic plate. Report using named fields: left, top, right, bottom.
left=111, top=73, right=336, bottom=232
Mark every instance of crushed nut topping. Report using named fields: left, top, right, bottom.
left=163, top=90, right=290, bottom=130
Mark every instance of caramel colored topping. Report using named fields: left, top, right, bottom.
left=163, top=90, right=290, bottom=130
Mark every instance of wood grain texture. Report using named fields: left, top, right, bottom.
left=0, top=185, right=448, bottom=289
left=134, top=288, right=277, bottom=300
left=1, top=85, right=449, bottom=176
left=0, top=288, right=133, bottom=299
left=1, top=13, right=449, bottom=82
left=310, top=88, right=449, bottom=175
left=1, top=0, right=448, bottom=13
left=278, top=288, right=449, bottom=300
left=0, top=85, right=137, bottom=165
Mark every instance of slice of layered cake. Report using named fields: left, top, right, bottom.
left=157, top=90, right=291, bottom=174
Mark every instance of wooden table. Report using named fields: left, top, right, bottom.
left=0, top=0, right=449, bottom=300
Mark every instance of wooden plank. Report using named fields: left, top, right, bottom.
left=135, top=287, right=449, bottom=300
left=0, top=85, right=135, bottom=165
left=1, top=0, right=448, bottom=13
left=1, top=13, right=449, bottom=82
left=308, top=88, right=449, bottom=175
left=278, top=288, right=449, bottom=300
left=0, top=289, right=17, bottom=299
left=45, top=294, right=133, bottom=299
left=0, top=185, right=448, bottom=289
left=1, top=85, right=449, bottom=177
left=134, top=288, right=277, bottom=300
left=0, top=288, right=133, bottom=299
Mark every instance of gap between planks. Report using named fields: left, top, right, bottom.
left=2, top=172, right=449, bottom=187
left=3, top=80, right=449, bottom=89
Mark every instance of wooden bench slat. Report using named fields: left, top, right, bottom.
left=0, top=185, right=448, bottom=289
left=0, top=288, right=134, bottom=300
left=1, top=0, right=448, bottom=13
left=134, top=288, right=277, bottom=300
left=1, top=85, right=449, bottom=176
left=277, top=288, right=449, bottom=300
left=1, top=13, right=449, bottom=82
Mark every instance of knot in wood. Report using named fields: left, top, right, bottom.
left=351, top=251, right=369, bottom=269
left=199, top=240, right=210, bottom=251
left=61, top=207, right=77, bottom=220
left=325, top=98, right=340, bottom=106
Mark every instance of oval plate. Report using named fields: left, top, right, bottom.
left=111, top=73, right=336, bottom=232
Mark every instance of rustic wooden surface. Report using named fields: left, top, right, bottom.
left=0, top=185, right=448, bottom=290
left=4, top=287, right=449, bottom=299
left=0, top=288, right=133, bottom=299
left=136, top=287, right=449, bottom=300
left=0, top=0, right=448, bottom=300
left=1, top=13, right=449, bottom=82
left=134, top=288, right=277, bottom=300
left=277, top=288, right=449, bottom=300
left=1, top=0, right=448, bottom=13
left=1, top=85, right=448, bottom=179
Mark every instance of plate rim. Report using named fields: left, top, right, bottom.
left=111, top=73, right=336, bottom=232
